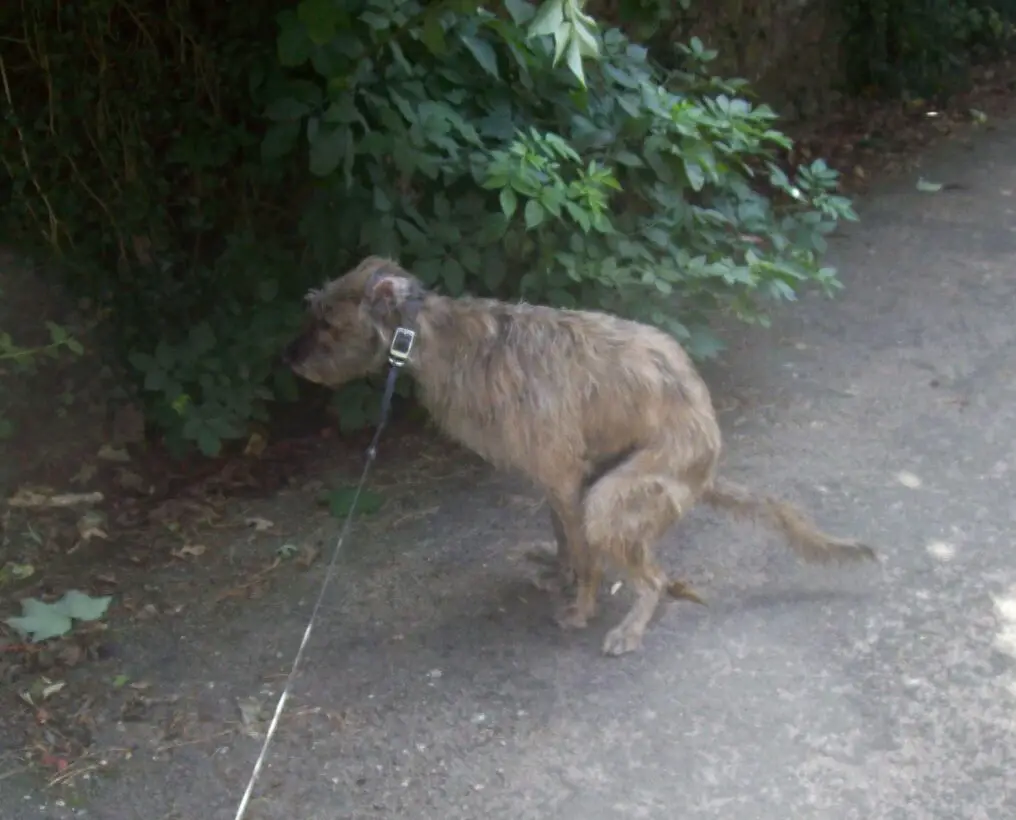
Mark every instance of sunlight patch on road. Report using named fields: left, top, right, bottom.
left=925, top=541, right=955, bottom=562
left=992, top=584, right=1016, bottom=699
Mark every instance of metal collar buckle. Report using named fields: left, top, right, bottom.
left=388, top=327, right=415, bottom=368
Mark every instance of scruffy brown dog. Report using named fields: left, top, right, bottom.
left=283, top=256, right=875, bottom=656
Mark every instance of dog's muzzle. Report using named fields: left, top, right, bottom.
left=281, top=332, right=314, bottom=368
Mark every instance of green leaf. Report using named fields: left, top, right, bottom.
left=478, top=212, right=509, bottom=243
left=374, top=187, right=392, bottom=212
left=360, top=10, right=390, bottom=30
left=46, top=321, right=67, bottom=343
left=277, top=18, right=313, bottom=67
left=683, top=158, right=706, bottom=191
left=461, top=34, right=500, bottom=78
left=5, top=599, right=73, bottom=642
left=326, top=486, right=385, bottom=518
left=297, top=0, right=340, bottom=45
left=482, top=253, right=508, bottom=290
left=442, top=258, right=466, bottom=294
left=685, top=327, right=726, bottom=360
left=565, top=35, right=586, bottom=87
left=614, top=150, right=644, bottom=167
left=309, top=126, right=349, bottom=177
left=4, top=591, right=112, bottom=642
left=552, top=26, right=570, bottom=65
left=323, top=97, right=363, bottom=124
left=528, top=0, right=563, bottom=38
left=505, top=0, right=536, bottom=24
left=54, top=590, right=112, bottom=621
left=196, top=426, right=222, bottom=458
left=524, top=199, right=545, bottom=230
left=421, top=12, right=447, bottom=55
left=265, top=97, right=312, bottom=121
left=500, top=187, right=518, bottom=219
left=261, top=120, right=301, bottom=161
left=572, top=18, right=601, bottom=59
left=188, top=322, right=216, bottom=355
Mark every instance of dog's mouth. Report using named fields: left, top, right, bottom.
left=281, top=331, right=317, bottom=370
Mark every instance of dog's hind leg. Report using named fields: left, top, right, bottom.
left=583, top=449, right=702, bottom=656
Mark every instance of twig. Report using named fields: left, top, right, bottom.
left=7, top=490, right=104, bottom=508
left=0, top=52, right=61, bottom=248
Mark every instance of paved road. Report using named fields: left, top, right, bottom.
left=9, top=123, right=1016, bottom=819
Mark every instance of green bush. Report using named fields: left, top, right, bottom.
left=0, top=0, right=306, bottom=454
left=841, top=0, right=1016, bottom=98
left=270, top=0, right=855, bottom=413
left=2, top=0, right=857, bottom=457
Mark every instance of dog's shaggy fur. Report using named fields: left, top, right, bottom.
left=283, top=256, right=875, bottom=656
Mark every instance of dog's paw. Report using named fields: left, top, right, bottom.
left=523, top=543, right=559, bottom=568
left=602, top=625, right=643, bottom=657
left=555, top=602, right=590, bottom=630
left=530, top=570, right=564, bottom=594
left=526, top=554, right=577, bottom=597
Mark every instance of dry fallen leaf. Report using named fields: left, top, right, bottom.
left=41, top=680, right=66, bottom=700
left=667, top=579, right=707, bottom=606
left=171, top=544, right=207, bottom=559
left=70, top=464, right=98, bottom=486
left=58, top=644, right=86, bottom=667
left=77, top=511, right=109, bottom=542
left=111, top=403, right=146, bottom=445
left=243, top=432, right=267, bottom=458
left=97, top=443, right=131, bottom=463
left=245, top=517, right=274, bottom=532
left=115, top=469, right=147, bottom=493
left=135, top=603, right=160, bottom=620
left=237, top=697, right=266, bottom=738
left=297, top=545, right=320, bottom=568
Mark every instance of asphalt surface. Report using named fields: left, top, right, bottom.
left=8, top=121, right=1016, bottom=819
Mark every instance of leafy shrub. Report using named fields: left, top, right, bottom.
left=0, top=0, right=306, bottom=455
left=3, top=0, right=858, bottom=457
left=0, top=309, right=83, bottom=439
left=271, top=0, right=855, bottom=370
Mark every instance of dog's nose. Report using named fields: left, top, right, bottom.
left=281, top=338, right=301, bottom=366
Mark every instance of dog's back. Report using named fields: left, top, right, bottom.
left=409, top=294, right=721, bottom=485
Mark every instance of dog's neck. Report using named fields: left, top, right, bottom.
left=387, top=292, right=509, bottom=387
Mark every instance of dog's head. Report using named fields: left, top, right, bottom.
left=282, top=256, right=425, bottom=387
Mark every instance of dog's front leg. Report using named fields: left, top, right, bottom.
left=525, top=502, right=578, bottom=594
left=548, top=496, right=600, bottom=630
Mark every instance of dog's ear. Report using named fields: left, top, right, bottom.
left=364, top=268, right=415, bottom=321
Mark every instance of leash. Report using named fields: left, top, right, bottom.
left=232, top=327, right=416, bottom=820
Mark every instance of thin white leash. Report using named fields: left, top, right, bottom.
left=232, top=328, right=416, bottom=820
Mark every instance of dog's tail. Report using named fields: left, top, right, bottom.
left=701, top=477, right=876, bottom=564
